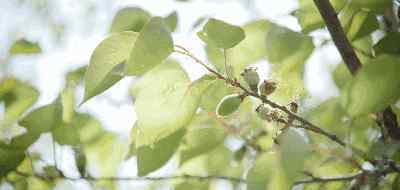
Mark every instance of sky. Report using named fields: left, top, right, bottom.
left=0, top=0, right=343, bottom=189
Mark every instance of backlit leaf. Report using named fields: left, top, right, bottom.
left=198, top=18, right=245, bottom=49
left=83, top=31, right=138, bottom=102
left=9, top=39, right=41, bottom=56
left=110, top=7, right=151, bottom=33
left=125, top=17, right=173, bottom=75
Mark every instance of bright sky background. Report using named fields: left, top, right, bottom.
left=0, top=0, right=343, bottom=189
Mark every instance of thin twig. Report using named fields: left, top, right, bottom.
left=14, top=170, right=245, bottom=183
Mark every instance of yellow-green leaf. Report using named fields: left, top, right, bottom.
left=9, top=39, right=41, bottom=56
left=198, top=18, right=245, bottom=49
left=125, top=17, right=173, bottom=75
left=110, top=7, right=151, bottom=33
left=341, top=55, right=400, bottom=116
left=83, top=31, right=138, bottom=102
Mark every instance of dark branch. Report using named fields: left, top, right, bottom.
left=313, top=0, right=400, bottom=141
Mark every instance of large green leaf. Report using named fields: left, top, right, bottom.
left=179, top=114, right=225, bottom=165
left=83, top=31, right=138, bottom=102
left=346, top=10, right=379, bottom=41
left=374, top=32, right=400, bottom=55
left=137, top=129, right=185, bottom=176
left=266, top=24, right=314, bottom=104
left=246, top=152, right=280, bottom=190
left=341, top=55, right=400, bottom=116
left=351, top=0, right=392, bottom=14
left=9, top=39, right=41, bottom=56
left=0, top=145, right=25, bottom=177
left=224, top=20, right=272, bottom=77
left=125, top=17, right=173, bottom=75
left=198, top=18, right=245, bottom=49
left=109, top=7, right=151, bottom=33
left=277, top=129, right=310, bottom=182
left=199, top=79, right=235, bottom=112
left=164, top=11, right=178, bottom=32
left=134, top=62, right=213, bottom=147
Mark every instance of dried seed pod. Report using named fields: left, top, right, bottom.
left=241, top=67, right=260, bottom=92
left=259, top=80, right=277, bottom=96
left=256, top=104, right=271, bottom=121
left=216, top=94, right=242, bottom=117
left=288, top=102, right=299, bottom=113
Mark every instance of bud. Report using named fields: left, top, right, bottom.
left=259, top=80, right=277, bottom=96
left=288, top=102, right=298, bottom=113
left=216, top=94, right=242, bottom=117
left=241, top=67, right=259, bottom=92
left=256, top=104, right=271, bottom=121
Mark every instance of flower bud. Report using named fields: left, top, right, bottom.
left=216, top=94, right=242, bottom=117
left=259, top=80, right=277, bottom=96
left=241, top=67, right=259, bottom=92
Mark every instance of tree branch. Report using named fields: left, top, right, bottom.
left=312, top=0, right=400, bottom=141
left=173, top=47, right=368, bottom=161
left=14, top=170, right=245, bottom=183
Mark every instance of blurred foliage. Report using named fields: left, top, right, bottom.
left=1, top=0, right=400, bottom=190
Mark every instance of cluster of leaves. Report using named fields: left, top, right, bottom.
left=1, top=0, right=400, bottom=189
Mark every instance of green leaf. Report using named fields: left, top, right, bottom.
left=179, top=114, right=225, bottom=165
left=9, top=39, right=41, bottom=56
left=110, top=7, right=151, bottom=33
left=351, top=0, right=392, bottom=14
left=83, top=31, right=138, bottom=103
left=216, top=94, right=242, bottom=117
left=246, top=153, right=277, bottom=190
left=374, top=32, right=400, bottom=55
left=277, top=129, right=310, bottom=184
left=134, top=61, right=212, bottom=147
left=175, top=181, right=209, bottom=190
left=346, top=10, right=379, bottom=41
left=125, top=17, right=174, bottom=75
left=66, top=66, right=86, bottom=87
left=294, top=0, right=346, bottom=33
left=0, top=79, right=39, bottom=136
left=341, top=55, right=400, bottom=116
left=0, top=146, right=25, bottom=177
left=198, top=18, right=245, bottom=49
left=265, top=24, right=314, bottom=63
left=164, top=11, right=178, bottom=32
left=137, top=129, right=185, bottom=176
left=10, top=103, right=62, bottom=149
left=199, top=79, right=235, bottom=112
left=266, top=24, right=314, bottom=104
left=333, top=63, right=353, bottom=89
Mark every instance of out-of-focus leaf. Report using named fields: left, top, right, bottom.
left=0, top=145, right=25, bottom=177
left=199, top=79, right=235, bottom=112
left=351, top=0, right=392, bottom=14
left=346, top=10, right=379, bottom=41
left=341, top=55, right=400, bottom=116
left=126, top=17, right=173, bottom=75
left=276, top=129, right=310, bottom=183
left=126, top=126, right=138, bottom=159
left=265, top=24, right=313, bottom=63
left=134, top=62, right=213, bottom=147
left=179, top=114, right=225, bottom=165
left=374, top=32, right=400, bottom=55
left=9, top=39, right=41, bottom=55
left=333, top=63, right=352, bottom=90
left=83, top=31, right=138, bottom=103
left=10, top=103, right=61, bottom=149
left=66, top=66, right=86, bottom=86
left=0, top=79, right=39, bottom=139
left=175, top=181, right=209, bottom=190
left=265, top=24, right=314, bottom=104
left=164, top=11, right=178, bottom=32
left=137, top=129, right=185, bottom=176
left=198, top=18, right=245, bottom=49
left=247, top=152, right=281, bottom=190
left=110, top=7, right=151, bottom=33
left=294, top=0, right=346, bottom=33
